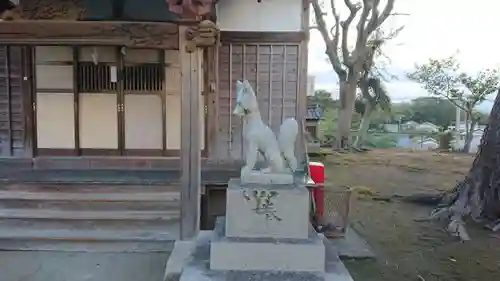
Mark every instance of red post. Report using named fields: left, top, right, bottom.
left=308, top=162, right=325, bottom=218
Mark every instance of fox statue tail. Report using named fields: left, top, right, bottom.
left=277, top=118, right=299, bottom=172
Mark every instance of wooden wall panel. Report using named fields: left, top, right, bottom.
left=0, top=46, right=30, bottom=157
left=215, top=43, right=300, bottom=161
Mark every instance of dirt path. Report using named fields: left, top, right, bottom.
left=321, top=150, right=500, bottom=281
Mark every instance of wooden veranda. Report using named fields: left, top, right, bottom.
left=0, top=0, right=311, bottom=242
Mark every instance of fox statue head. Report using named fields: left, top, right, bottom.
left=233, top=80, right=260, bottom=117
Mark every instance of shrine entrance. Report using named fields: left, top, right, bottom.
left=33, top=46, right=169, bottom=156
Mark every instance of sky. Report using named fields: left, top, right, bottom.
left=308, top=0, right=500, bottom=112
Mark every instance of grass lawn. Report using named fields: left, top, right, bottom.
left=320, top=149, right=500, bottom=281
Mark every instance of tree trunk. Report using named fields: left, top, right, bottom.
left=437, top=89, right=500, bottom=240
left=353, top=103, right=374, bottom=148
left=462, top=111, right=473, bottom=153
left=463, top=124, right=474, bottom=153
left=337, top=77, right=358, bottom=148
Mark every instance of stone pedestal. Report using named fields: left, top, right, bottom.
left=164, top=176, right=354, bottom=281
left=225, top=179, right=310, bottom=239
left=210, top=222, right=325, bottom=272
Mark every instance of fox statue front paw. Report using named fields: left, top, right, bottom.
left=260, top=167, right=272, bottom=173
left=241, top=166, right=253, bottom=177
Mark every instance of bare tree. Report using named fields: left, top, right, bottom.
left=353, top=28, right=403, bottom=148
left=311, top=0, right=396, bottom=148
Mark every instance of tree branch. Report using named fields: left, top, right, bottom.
left=311, top=0, right=346, bottom=77
left=370, top=0, right=381, bottom=23
left=360, top=80, right=375, bottom=104
left=444, top=96, right=468, bottom=112
left=367, top=0, right=396, bottom=34
left=355, top=0, right=373, bottom=52
left=390, top=12, right=410, bottom=16
left=330, top=0, right=340, bottom=21
left=351, top=0, right=387, bottom=71
left=341, top=0, right=360, bottom=66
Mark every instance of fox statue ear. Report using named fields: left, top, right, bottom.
left=242, top=80, right=256, bottom=96
left=235, top=80, right=243, bottom=93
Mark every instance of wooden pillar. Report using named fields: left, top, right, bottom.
left=179, top=26, right=202, bottom=240
left=296, top=0, right=311, bottom=160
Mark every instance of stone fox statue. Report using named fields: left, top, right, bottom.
left=233, top=80, right=299, bottom=176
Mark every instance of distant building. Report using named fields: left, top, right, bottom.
left=383, top=124, right=399, bottom=133
left=305, top=103, right=324, bottom=154
left=416, top=122, right=440, bottom=133
left=447, top=121, right=486, bottom=133
left=447, top=121, right=486, bottom=153
left=305, top=103, right=324, bottom=140
left=307, top=75, right=315, bottom=96
left=400, top=121, right=419, bottom=131
left=395, top=121, right=439, bottom=133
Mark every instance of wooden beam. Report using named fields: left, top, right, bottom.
left=0, top=21, right=179, bottom=49
left=220, top=31, right=306, bottom=43
left=72, top=47, right=80, bottom=155
left=296, top=0, right=310, bottom=160
left=204, top=46, right=218, bottom=159
left=3, top=46, right=12, bottom=157
left=179, top=26, right=202, bottom=240
left=22, top=46, right=35, bottom=158
left=160, top=50, right=168, bottom=155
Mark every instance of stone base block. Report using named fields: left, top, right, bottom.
left=175, top=225, right=354, bottom=281
left=225, top=178, right=310, bottom=239
left=182, top=268, right=326, bottom=281
left=210, top=234, right=325, bottom=272
left=210, top=239, right=325, bottom=272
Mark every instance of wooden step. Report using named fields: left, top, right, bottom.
left=0, top=199, right=178, bottom=211
left=0, top=218, right=177, bottom=231
left=0, top=190, right=180, bottom=202
left=0, top=209, right=180, bottom=221
left=0, top=226, right=179, bottom=252
left=0, top=227, right=177, bottom=242
left=0, top=183, right=180, bottom=193
left=0, top=182, right=182, bottom=252
left=0, top=240, right=175, bottom=252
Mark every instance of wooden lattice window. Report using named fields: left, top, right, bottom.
left=77, top=62, right=117, bottom=93
left=77, top=63, right=164, bottom=93
left=123, top=64, right=164, bottom=93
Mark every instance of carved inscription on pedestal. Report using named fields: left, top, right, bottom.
left=243, top=189, right=282, bottom=221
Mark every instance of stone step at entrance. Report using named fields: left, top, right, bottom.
left=0, top=182, right=180, bottom=252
